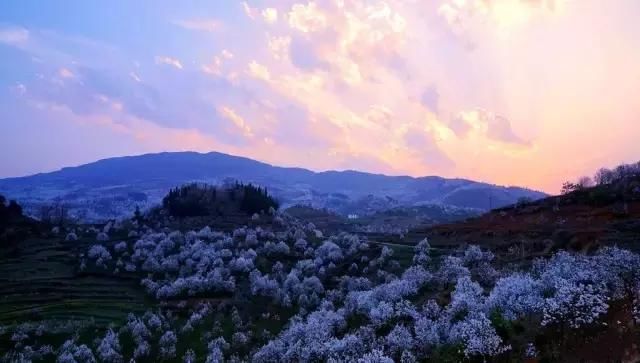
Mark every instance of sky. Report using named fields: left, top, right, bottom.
left=0, top=0, right=639, bottom=193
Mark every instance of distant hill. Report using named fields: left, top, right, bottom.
left=0, top=151, right=546, bottom=221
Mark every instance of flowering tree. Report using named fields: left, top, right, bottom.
left=449, top=312, right=510, bottom=357
left=96, top=330, right=122, bottom=363
left=487, top=274, right=544, bottom=320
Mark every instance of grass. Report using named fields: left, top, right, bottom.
left=0, top=235, right=149, bottom=331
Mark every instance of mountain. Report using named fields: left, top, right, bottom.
left=0, top=151, right=547, bottom=221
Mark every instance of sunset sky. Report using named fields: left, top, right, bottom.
left=1, top=0, right=639, bottom=193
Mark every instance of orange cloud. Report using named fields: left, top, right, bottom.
left=438, top=0, right=567, bottom=38
left=218, top=106, right=254, bottom=138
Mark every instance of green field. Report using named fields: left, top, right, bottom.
left=0, top=236, right=149, bottom=329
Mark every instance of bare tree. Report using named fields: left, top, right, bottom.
left=38, top=199, right=72, bottom=226
left=594, top=168, right=614, bottom=185
left=577, top=176, right=593, bottom=189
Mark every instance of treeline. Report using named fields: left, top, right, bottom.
left=162, top=182, right=279, bottom=217
left=562, top=161, right=640, bottom=194
left=0, top=194, right=23, bottom=224
left=0, top=195, right=32, bottom=248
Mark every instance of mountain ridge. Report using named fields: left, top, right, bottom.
left=0, top=151, right=547, bottom=221
left=0, top=151, right=536, bottom=189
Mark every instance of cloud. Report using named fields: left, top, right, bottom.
left=450, top=109, right=529, bottom=145
left=0, top=26, right=29, bottom=45
left=221, top=49, right=233, bottom=59
left=201, top=50, right=234, bottom=77
left=242, top=2, right=259, bottom=19
left=438, top=0, right=568, bottom=38
left=11, top=83, right=27, bottom=95
left=403, top=126, right=455, bottom=170
left=486, top=114, right=529, bottom=145
left=448, top=114, right=472, bottom=138
left=421, top=86, right=440, bottom=113
left=218, top=106, right=254, bottom=139
left=174, top=19, right=222, bottom=32
left=58, top=67, right=75, bottom=78
left=129, top=72, right=142, bottom=82
left=262, top=8, right=278, bottom=24
left=288, top=2, right=328, bottom=33
left=155, top=56, right=183, bottom=69
left=268, top=35, right=291, bottom=60
left=5, top=0, right=640, bottom=194
left=202, top=57, right=223, bottom=76
left=264, top=102, right=335, bottom=149
left=247, top=61, right=271, bottom=81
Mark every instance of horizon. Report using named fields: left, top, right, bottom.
left=0, top=149, right=549, bottom=194
left=2, top=1, right=640, bottom=194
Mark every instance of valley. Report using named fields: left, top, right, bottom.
left=0, top=169, right=638, bottom=362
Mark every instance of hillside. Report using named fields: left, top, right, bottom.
left=1, top=193, right=639, bottom=362
left=0, top=151, right=546, bottom=221
left=386, top=175, right=640, bottom=258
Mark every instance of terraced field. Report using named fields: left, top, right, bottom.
left=0, top=236, right=148, bottom=328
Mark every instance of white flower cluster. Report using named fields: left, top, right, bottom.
left=87, top=244, right=112, bottom=268
left=7, top=214, right=640, bottom=363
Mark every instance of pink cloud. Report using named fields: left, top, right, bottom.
left=218, top=106, right=254, bottom=138
left=262, top=8, right=278, bottom=24
left=155, top=56, right=183, bottom=69
left=242, top=2, right=259, bottom=19
left=287, top=2, right=328, bottom=33
left=4, top=0, right=640, bottom=195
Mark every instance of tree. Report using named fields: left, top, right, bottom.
left=0, top=196, right=23, bottom=223
left=577, top=176, right=593, bottom=189
left=385, top=325, right=414, bottom=354
left=561, top=176, right=593, bottom=194
left=7, top=200, right=23, bottom=217
left=161, top=183, right=278, bottom=217
left=38, top=199, right=70, bottom=226
left=542, top=280, right=609, bottom=329
left=561, top=182, right=577, bottom=194
left=133, top=205, right=143, bottom=224
left=594, top=168, right=615, bottom=185
left=449, top=312, right=510, bottom=357
left=413, top=238, right=431, bottom=266
left=239, top=183, right=279, bottom=215
left=487, top=274, right=544, bottom=320
left=592, top=162, right=640, bottom=185
left=0, top=195, right=6, bottom=220
left=96, top=329, right=122, bottom=363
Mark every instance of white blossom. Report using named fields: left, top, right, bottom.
left=487, top=274, right=544, bottom=320
left=96, top=330, right=122, bottom=363
left=449, top=312, right=510, bottom=357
